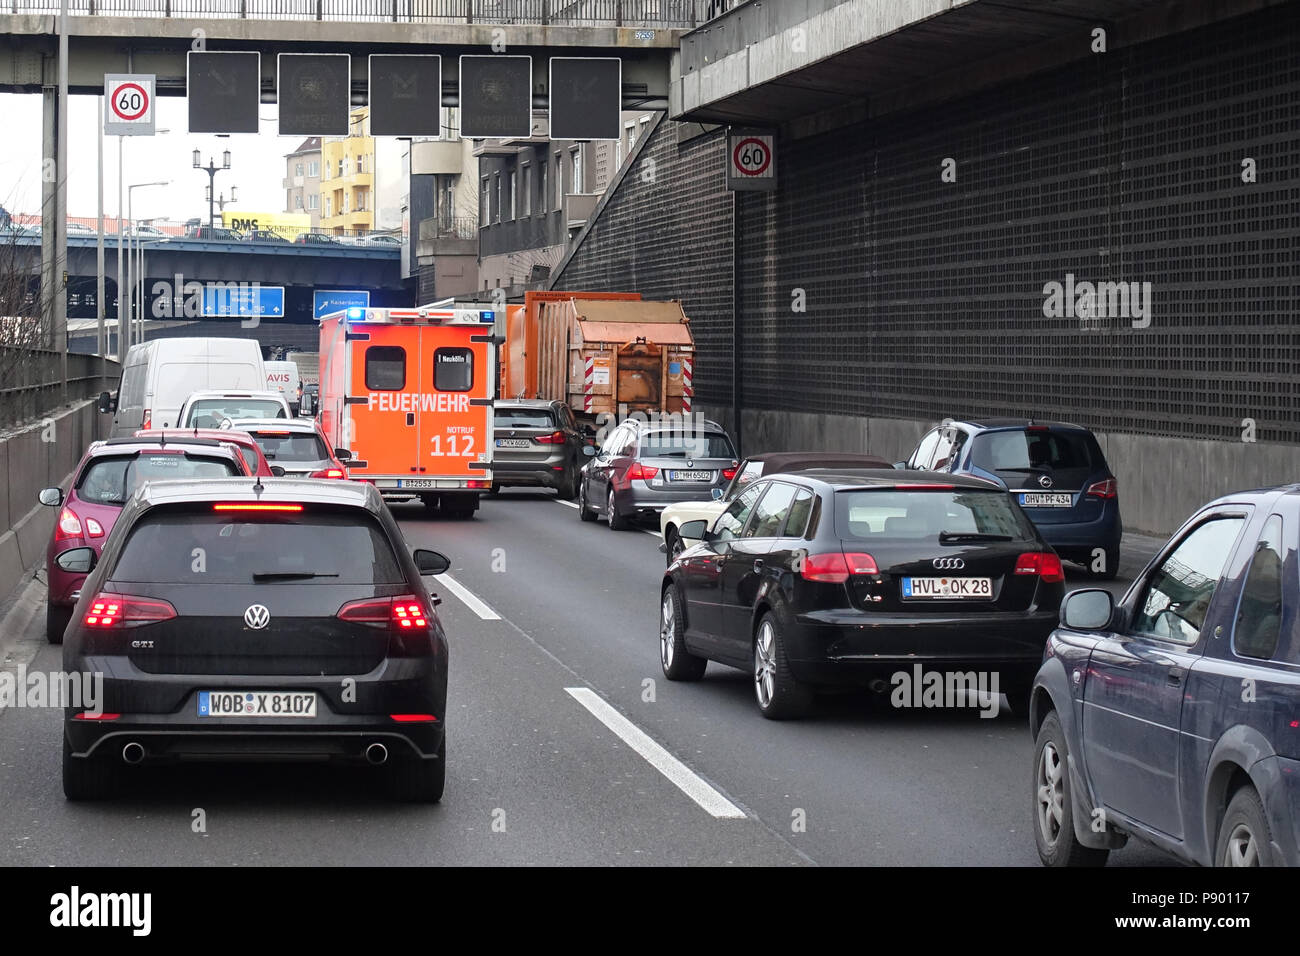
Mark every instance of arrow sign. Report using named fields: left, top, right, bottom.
left=104, top=74, right=156, bottom=136
left=201, top=284, right=286, bottom=318
left=314, top=289, right=370, bottom=320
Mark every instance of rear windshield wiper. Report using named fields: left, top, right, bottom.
left=938, top=531, right=1014, bottom=543
left=251, top=571, right=340, bottom=581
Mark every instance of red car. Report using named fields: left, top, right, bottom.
left=134, top=428, right=278, bottom=478
left=38, top=436, right=253, bottom=643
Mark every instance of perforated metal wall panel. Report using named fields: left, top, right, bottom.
left=557, top=2, right=1300, bottom=443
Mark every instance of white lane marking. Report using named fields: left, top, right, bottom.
left=435, top=573, right=501, bottom=621
left=565, top=686, right=746, bottom=819
left=645, top=529, right=662, bottom=538
left=554, top=499, right=580, bottom=510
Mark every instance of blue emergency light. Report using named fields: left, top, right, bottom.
left=479, top=310, right=495, bottom=323
left=347, top=307, right=365, bottom=319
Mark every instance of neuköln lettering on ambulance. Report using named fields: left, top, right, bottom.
left=368, top=393, right=471, bottom=413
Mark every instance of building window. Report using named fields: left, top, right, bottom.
left=626, top=122, right=637, bottom=152
left=521, top=164, right=531, bottom=217
left=308, top=194, right=319, bottom=210
left=295, top=162, right=304, bottom=177
left=481, top=178, right=489, bottom=225
left=342, top=192, right=349, bottom=214
left=555, top=151, right=563, bottom=207
left=308, top=161, right=319, bottom=178
left=538, top=161, right=547, bottom=216
left=338, top=158, right=345, bottom=177
left=506, top=170, right=515, bottom=220
left=570, top=147, right=582, bottom=194
left=495, top=173, right=502, bottom=223
left=295, top=194, right=304, bottom=210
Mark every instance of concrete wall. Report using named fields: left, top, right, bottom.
left=700, top=403, right=1300, bottom=537
left=0, top=400, right=109, bottom=604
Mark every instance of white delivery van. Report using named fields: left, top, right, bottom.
left=102, top=338, right=266, bottom=436
left=264, top=359, right=301, bottom=414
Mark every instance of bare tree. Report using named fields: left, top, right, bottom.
left=0, top=222, right=53, bottom=427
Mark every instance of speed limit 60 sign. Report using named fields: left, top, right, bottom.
left=726, top=128, right=776, bottom=192
left=104, top=74, right=156, bottom=136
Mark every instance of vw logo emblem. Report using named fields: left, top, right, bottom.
left=932, top=557, right=965, bottom=570
left=244, top=604, right=270, bottom=629
left=1037, top=474, right=1053, bottom=488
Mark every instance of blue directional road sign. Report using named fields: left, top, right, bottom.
left=314, top=289, right=370, bottom=320
left=201, top=284, right=285, bottom=318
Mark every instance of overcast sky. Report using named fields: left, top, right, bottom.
left=0, top=93, right=303, bottom=222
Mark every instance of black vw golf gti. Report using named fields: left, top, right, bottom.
left=660, top=470, right=1065, bottom=718
left=60, top=477, right=451, bottom=801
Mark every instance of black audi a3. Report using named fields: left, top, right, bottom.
left=660, top=470, right=1065, bottom=719
left=60, top=477, right=451, bottom=801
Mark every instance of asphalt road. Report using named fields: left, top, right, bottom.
left=0, top=490, right=1173, bottom=866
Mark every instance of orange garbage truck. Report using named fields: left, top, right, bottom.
left=319, top=304, right=496, bottom=518
left=502, top=291, right=696, bottom=432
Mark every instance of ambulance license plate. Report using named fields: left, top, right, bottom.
left=496, top=439, right=530, bottom=448
left=670, top=470, right=713, bottom=482
left=402, top=479, right=437, bottom=489
left=199, top=691, right=317, bottom=718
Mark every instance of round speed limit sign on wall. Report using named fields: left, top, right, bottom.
left=727, top=128, right=776, bottom=191
left=104, top=74, right=156, bottom=136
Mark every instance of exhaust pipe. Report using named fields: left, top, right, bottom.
left=365, top=743, right=388, bottom=766
left=121, top=742, right=145, bottom=765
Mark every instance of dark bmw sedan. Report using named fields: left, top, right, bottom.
left=60, top=477, right=451, bottom=802
left=660, top=470, right=1065, bottom=718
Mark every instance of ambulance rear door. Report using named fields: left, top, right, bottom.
left=417, top=312, right=494, bottom=486
left=346, top=320, right=423, bottom=482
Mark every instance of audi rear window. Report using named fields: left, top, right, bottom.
left=111, top=512, right=404, bottom=586
left=495, top=408, right=556, bottom=429
left=835, top=489, right=1034, bottom=541
left=76, top=455, right=240, bottom=505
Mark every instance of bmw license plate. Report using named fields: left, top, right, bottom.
left=496, top=439, right=530, bottom=448
left=670, top=470, right=713, bottom=482
left=901, top=577, right=992, bottom=600
left=199, top=691, right=317, bottom=718
left=1019, top=492, right=1073, bottom=507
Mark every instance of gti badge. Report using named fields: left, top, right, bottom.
left=932, top=557, right=965, bottom=570
left=244, top=604, right=270, bottom=629
left=1037, top=474, right=1054, bottom=488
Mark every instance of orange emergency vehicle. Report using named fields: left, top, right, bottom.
left=318, top=304, right=496, bottom=518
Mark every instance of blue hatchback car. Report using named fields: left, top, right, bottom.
left=1029, top=486, right=1299, bottom=866
left=900, top=419, right=1121, bottom=578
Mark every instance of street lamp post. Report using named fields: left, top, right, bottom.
left=193, top=149, right=232, bottom=230
left=127, top=180, right=168, bottom=348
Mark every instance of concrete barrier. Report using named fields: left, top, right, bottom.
left=0, top=400, right=111, bottom=606
left=700, top=404, right=1300, bottom=538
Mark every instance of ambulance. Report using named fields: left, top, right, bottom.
left=318, top=304, right=496, bottom=518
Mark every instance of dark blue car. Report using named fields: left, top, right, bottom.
left=1029, top=485, right=1298, bottom=866
left=900, top=419, right=1121, bottom=578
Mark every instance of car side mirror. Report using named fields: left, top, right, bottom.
left=711, top=488, right=723, bottom=500
left=55, top=547, right=96, bottom=574
left=270, top=465, right=286, bottom=477
left=679, top=519, right=710, bottom=542
left=1061, top=588, right=1114, bottom=631
left=334, top=448, right=353, bottom=460
left=39, top=487, right=63, bottom=507
left=582, top=445, right=597, bottom=457
left=413, top=548, right=451, bottom=575
left=98, top=391, right=116, bottom=414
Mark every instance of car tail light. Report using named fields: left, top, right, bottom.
left=309, top=468, right=347, bottom=479
left=628, top=462, right=659, bottom=481
left=85, top=517, right=105, bottom=537
left=84, top=593, right=177, bottom=628
left=534, top=430, right=566, bottom=444
left=390, top=714, right=438, bottom=722
left=1086, top=478, right=1117, bottom=499
left=1014, top=552, right=1065, bottom=584
left=337, top=595, right=430, bottom=629
left=467, top=479, right=490, bottom=489
left=56, top=508, right=83, bottom=540
left=142, top=409, right=151, bottom=429
left=213, top=503, right=303, bottom=512
left=801, top=551, right=878, bottom=583
left=72, top=712, right=120, bottom=721
left=722, top=467, right=737, bottom=481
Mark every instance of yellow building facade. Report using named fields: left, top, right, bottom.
left=319, top=108, right=376, bottom=235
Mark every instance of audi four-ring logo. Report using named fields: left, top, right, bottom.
left=932, top=558, right=965, bottom=570
left=244, top=604, right=270, bottom=629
